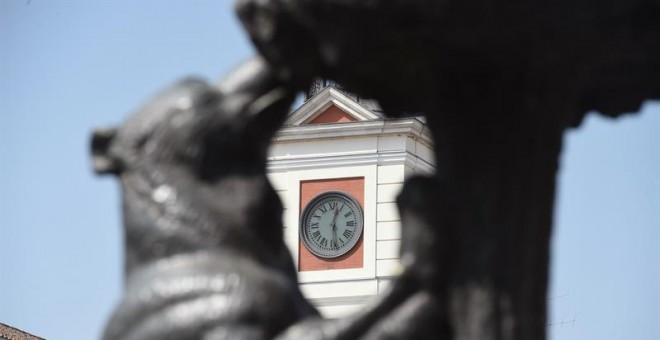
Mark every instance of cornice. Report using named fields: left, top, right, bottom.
left=306, top=294, right=375, bottom=307
left=273, top=118, right=434, bottom=148
left=267, top=150, right=434, bottom=172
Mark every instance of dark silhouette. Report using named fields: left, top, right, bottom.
left=236, top=0, right=659, bottom=338
left=94, top=0, right=660, bottom=338
left=94, top=57, right=317, bottom=339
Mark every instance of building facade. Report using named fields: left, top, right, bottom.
left=267, top=83, right=435, bottom=318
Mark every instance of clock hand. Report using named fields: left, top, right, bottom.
left=329, top=206, right=339, bottom=227
left=333, top=229, right=340, bottom=250
left=331, top=207, right=340, bottom=249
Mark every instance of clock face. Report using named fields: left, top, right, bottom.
left=300, top=191, right=364, bottom=258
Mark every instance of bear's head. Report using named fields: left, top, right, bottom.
left=92, top=57, right=293, bottom=180
left=91, top=57, right=296, bottom=274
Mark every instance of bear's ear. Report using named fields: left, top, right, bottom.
left=91, top=127, right=120, bottom=175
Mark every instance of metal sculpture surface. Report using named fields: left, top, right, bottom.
left=93, top=58, right=318, bottom=339
left=235, top=0, right=659, bottom=339
left=93, top=0, right=660, bottom=339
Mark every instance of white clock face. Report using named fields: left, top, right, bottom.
left=300, top=191, right=363, bottom=258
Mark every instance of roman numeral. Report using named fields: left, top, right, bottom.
left=313, top=214, right=321, bottom=219
left=344, top=211, right=353, bottom=218
left=329, top=201, right=337, bottom=210
left=319, top=205, right=328, bottom=213
left=312, top=230, right=321, bottom=240
left=310, top=223, right=318, bottom=229
left=343, top=229, right=354, bottom=239
left=346, top=220, right=355, bottom=227
left=330, top=239, right=336, bottom=249
left=321, top=238, right=328, bottom=248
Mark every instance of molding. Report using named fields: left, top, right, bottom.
left=307, top=294, right=375, bottom=307
left=267, top=150, right=434, bottom=172
left=286, top=87, right=384, bottom=125
left=274, top=118, right=433, bottom=148
left=403, top=153, right=436, bottom=174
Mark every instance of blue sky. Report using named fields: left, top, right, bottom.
left=1, top=2, right=658, bottom=339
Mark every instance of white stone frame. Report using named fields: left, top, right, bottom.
left=281, top=164, right=378, bottom=284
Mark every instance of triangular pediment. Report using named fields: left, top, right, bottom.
left=286, top=87, right=383, bottom=126
left=308, top=105, right=358, bottom=124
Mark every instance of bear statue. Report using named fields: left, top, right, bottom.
left=92, top=54, right=448, bottom=339
left=92, top=57, right=318, bottom=340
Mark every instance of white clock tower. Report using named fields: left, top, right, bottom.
left=267, top=81, right=435, bottom=318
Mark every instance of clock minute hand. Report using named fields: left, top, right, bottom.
left=332, top=206, right=339, bottom=223
left=331, top=207, right=340, bottom=249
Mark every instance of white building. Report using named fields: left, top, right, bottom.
left=267, top=83, right=435, bottom=318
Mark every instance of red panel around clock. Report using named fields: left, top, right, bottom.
left=299, top=177, right=364, bottom=272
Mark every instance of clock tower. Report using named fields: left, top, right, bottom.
left=267, top=81, right=435, bottom=318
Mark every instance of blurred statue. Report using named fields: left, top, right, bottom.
left=91, top=55, right=451, bottom=339
left=92, top=57, right=318, bottom=340
left=93, top=0, right=660, bottom=339
left=235, top=0, right=660, bottom=339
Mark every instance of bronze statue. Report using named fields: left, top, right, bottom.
left=93, top=57, right=317, bottom=339
left=93, top=0, right=660, bottom=338
left=235, top=0, right=660, bottom=338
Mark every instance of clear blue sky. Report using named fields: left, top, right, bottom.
left=0, top=2, right=658, bottom=339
